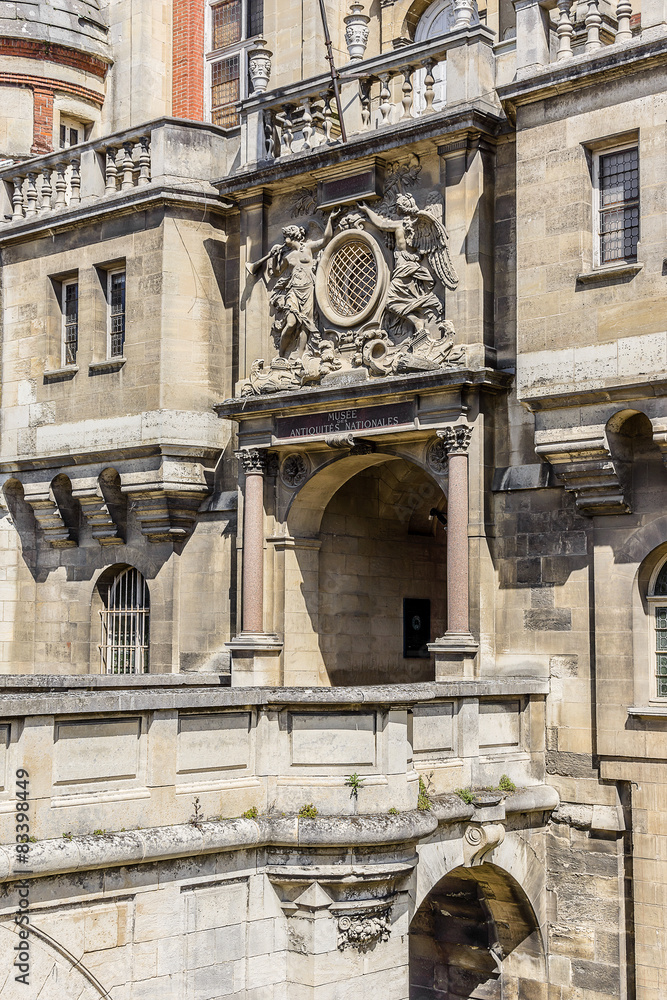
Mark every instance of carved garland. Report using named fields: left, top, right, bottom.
left=337, top=903, right=393, bottom=951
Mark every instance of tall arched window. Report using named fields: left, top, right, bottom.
left=413, top=0, right=480, bottom=112
left=99, top=567, right=150, bottom=674
left=649, top=559, right=667, bottom=697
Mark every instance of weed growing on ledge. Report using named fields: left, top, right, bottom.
left=417, top=776, right=431, bottom=811
left=455, top=787, right=475, bottom=804
left=388, top=807, right=399, bottom=816
left=298, top=803, right=318, bottom=819
left=62, top=831, right=73, bottom=841
left=92, top=829, right=107, bottom=836
left=242, top=806, right=258, bottom=819
left=189, top=796, right=204, bottom=830
left=497, top=774, right=516, bottom=792
left=345, top=773, right=365, bottom=798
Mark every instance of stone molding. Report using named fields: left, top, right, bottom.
left=535, top=433, right=630, bottom=516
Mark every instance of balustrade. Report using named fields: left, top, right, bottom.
left=524, top=0, right=641, bottom=67
left=0, top=131, right=151, bottom=226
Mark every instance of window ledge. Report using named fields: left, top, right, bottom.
left=576, top=261, right=643, bottom=284
left=89, top=357, right=126, bottom=374
left=43, top=364, right=78, bottom=381
left=627, top=705, right=667, bottom=717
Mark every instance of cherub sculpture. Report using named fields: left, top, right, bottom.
left=246, top=209, right=339, bottom=360
left=358, top=193, right=458, bottom=343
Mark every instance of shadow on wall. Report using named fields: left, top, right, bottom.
left=409, top=862, right=545, bottom=1000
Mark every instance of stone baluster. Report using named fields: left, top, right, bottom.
left=556, top=0, right=575, bottom=57
left=11, top=177, right=24, bottom=221
left=585, top=0, right=603, bottom=50
left=423, top=60, right=436, bottom=114
left=25, top=173, right=38, bottom=217
left=264, top=112, right=276, bottom=159
left=39, top=168, right=52, bottom=213
left=360, top=78, right=372, bottom=131
left=323, top=93, right=334, bottom=143
left=54, top=163, right=67, bottom=209
left=453, top=0, right=476, bottom=28
left=400, top=68, right=414, bottom=120
left=301, top=97, right=314, bottom=150
left=378, top=73, right=393, bottom=125
left=439, top=424, right=474, bottom=638
left=121, top=142, right=135, bottom=190
left=137, top=137, right=151, bottom=185
left=70, top=158, right=81, bottom=206
left=105, top=147, right=118, bottom=194
left=616, top=0, right=633, bottom=40
left=277, top=106, right=294, bottom=156
left=237, top=448, right=267, bottom=634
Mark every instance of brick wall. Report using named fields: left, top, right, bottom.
left=0, top=38, right=108, bottom=78
left=172, top=0, right=205, bottom=120
left=31, top=86, right=54, bottom=154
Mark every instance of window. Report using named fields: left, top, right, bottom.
left=107, top=269, right=126, bottom=358
left=595, top=145, right=639, bottom=265
left=62, top=279, right=78, bottom=366
left=59, top=115, right=86, bottom=148
left=99, top=567, right=150, bottom=674
left=649, top=560, right=667, bottom=697
left=207, top=0, right=264, bottom=127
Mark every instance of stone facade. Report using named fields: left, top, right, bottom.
left=0, top=0, right=666, bottom=998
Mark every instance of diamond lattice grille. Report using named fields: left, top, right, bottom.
left=327, top=239, right=377, bottom=317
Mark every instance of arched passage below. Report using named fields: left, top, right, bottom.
left=410, top=863, right=545, bottom=1000
left=282, top=452, right=448, bottom=685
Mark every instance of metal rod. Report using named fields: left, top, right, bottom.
left=317, top=0, right=348, bottom=143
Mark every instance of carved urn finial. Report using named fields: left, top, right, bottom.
left=248, top=38, right=272, bottom=94
left=344, top=1, right=370, bottom=62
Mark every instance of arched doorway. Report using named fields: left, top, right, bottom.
left=283, top=453, right=447, bottom=686
left=409, top=863, right=544, bottom=999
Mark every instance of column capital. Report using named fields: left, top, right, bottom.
left=236, top=447, right=268, bottom=475
left=437, top=424, right=473, bottom=456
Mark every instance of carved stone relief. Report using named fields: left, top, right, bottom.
left=336, top=903, right=392, bottom=951
left=280, top=453, right=310, bottom=488
left=240, top=158, right=465, bottom=396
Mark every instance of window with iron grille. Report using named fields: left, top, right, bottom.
left=650, top=561, right=667, bottom=698
left=99, top=567, right=150, bottom=674
left=211, top=55, right=240, bottom=127
left=597, top=146, right=639, bottom=264
left=62, top=280, right=78, bottom=366
left=108, top=270, right=126, bottom=358
left=207, top=0, right=263, bottom=127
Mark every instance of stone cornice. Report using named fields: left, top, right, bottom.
left=0, top=785, right=558, bottom=884
left=498, top=33, right=667, bottom=115
left=0, top=676, right=550, bottom=716
left=215, top=367, right=514, bottom=422
left=520, top=375, right=667, bottom=411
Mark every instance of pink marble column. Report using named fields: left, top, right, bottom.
left=238, top=448, right=267, bottom=634
left=440, top=425, right=473, bottom=637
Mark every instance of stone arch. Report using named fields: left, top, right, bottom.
left=280, top=451, right=448, bottom=685
left=0, top=921, right=108, bottom=1000
left=409, top=860, right=546, bottom=999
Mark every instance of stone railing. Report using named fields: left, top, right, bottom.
left=0, top=118, right=237, bottom=228
left=240, top=25, right=497, bottom=165
left=0, top=675, right=548, bottom=843
left=514, top=0, right=647, bottom=74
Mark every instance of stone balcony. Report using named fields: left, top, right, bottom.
left=0, top=674, right=548, bottom=850
left=0, top=117, right=238, bottom=235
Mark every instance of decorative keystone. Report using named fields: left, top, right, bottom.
left=463, top=822, right=505, bottom=866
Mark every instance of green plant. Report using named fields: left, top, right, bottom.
left=497, top=774, right=516, bottom=793
left=417, top=776, right=431, bottom=811
left=298, top=802, right=318, bottom=819
left=345, top=773, right=365, bottom=798
left=388, top=806, right=399, bottom=816
left=92, top=829, right=106, bottom=836
left=62, top=832, right=73, bottom=841
left=455, top=787, right=475, bottom=804
left=242, top=806, right=258, bottom=819
left=27, top=836, right=37, bottom=843
left=189, top=796, right=204, bottom=829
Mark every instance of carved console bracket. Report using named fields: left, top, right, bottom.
left=463, top=822, right=506, bottom=867
left=22, top=483, right=76, bottom=548
left=535, top=434, right=630, bottom=516
left=324, top=433, right=376, bottom=454
left=123, top=484, right=209, bottom=543
left=71, top=478, right=123, bottom=546
left=334, top=901, right=393, bottom=951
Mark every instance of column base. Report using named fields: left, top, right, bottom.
left=226, top=632, right=283, bottom=687
left=428, top=633, right=479, bottom=679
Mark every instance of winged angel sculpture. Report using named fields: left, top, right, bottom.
left=358, top=192, right=459, bottom=343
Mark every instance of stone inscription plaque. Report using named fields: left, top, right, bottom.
left=275, top=401, right=414, bottom=440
